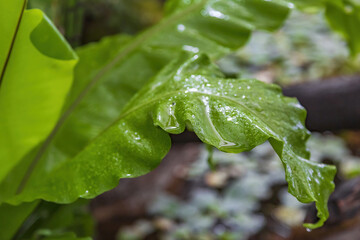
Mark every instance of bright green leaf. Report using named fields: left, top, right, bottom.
left=0, top=0, right=26, bottom=72
left=0, top=0, right=78, bottom=182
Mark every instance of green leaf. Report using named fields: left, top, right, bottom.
left=2, top=52, right=336, bottom=228
left=0, top=0, right=290, bottom=202
left=0, top=0, right=26, bottom=72
left=0, top=0, right=78, bottom=182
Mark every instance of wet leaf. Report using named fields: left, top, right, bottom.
left=3, top=53, right=336, bottom=228
left=0, top=0, right=290, bottom=203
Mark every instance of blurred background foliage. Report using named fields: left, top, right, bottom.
left=29, top=0, right=164, bottom=46
left=218, top=10, right=360, bottom=85
left=25, top=0, right=360, bottom=239
left=29, top=0, right=360, bottom=84
left=13, top=200, right=93, bottom=240
left=116, top=134, right=360, bottom=240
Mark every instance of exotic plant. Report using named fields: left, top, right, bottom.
left=0, top=0, right=359, bottom=239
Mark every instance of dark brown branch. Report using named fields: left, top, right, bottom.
left=283, top=75, right=360, bottom=132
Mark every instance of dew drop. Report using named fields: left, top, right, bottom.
left=134, top=132, right=141, bottom=140
left=306, top=228, right=312, bottom=232
left=177, top=24, right=185, bottom=32
left=255, top=105, right=263, bottom=112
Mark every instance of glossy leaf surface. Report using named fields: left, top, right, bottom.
left=1, top=53, right=336, bottom=228
left=59, top=0, right=291, bottom=165
left=0, top=0, right=78, bottom=182
left=0, top=0, right=290, bottom=203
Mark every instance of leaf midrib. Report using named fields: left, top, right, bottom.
left=0, top=0, right=27, bottom=87
left=68, top=89, right=282, bottom=163
left=120, top=91, right=281, bottom=138
left=16, top=0, right=208, bottom=194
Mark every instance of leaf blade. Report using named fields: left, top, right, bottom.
left=0, top=5, right=78, bottom=183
